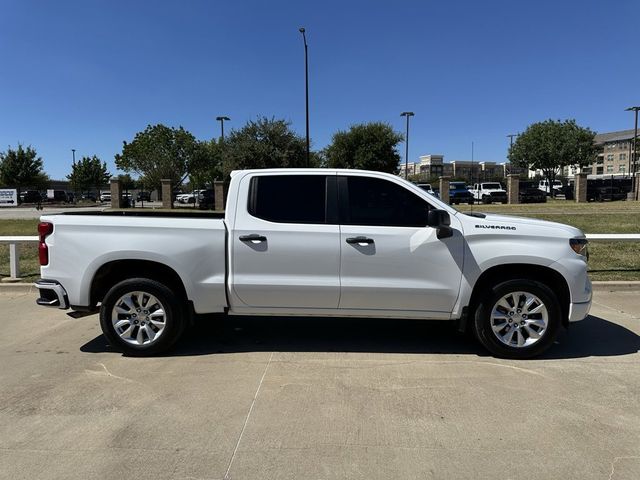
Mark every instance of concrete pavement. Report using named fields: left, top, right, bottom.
left=0, top=290, right=638, bottom=479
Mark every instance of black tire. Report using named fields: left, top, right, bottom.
left=472, top=279, right=561, bottom=359
left=99, top=278, right=187, bottom=356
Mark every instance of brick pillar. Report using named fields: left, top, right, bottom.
left=574, top=173, right=588, bottom=203
left=439, top=176, right=450, bottom=204
left=161, top=179, right=173, bottom=209
left=634, top=172, right=640, bottom=201
left=214, top=181, right=225, bottom=211
left=507, top=174, right=519, bottom=204
left=110, top=178, right=122, bottom=209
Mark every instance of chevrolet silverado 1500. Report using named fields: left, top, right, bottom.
left=35, top=169, right=591, bottom=358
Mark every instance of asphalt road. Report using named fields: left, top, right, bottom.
left=1, top=289, right=638, bottom=480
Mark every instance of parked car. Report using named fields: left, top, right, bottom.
left=20, top=190, right=42, bottom=204
left=177, top=190, right=206, bottom=204
left=81, top=193, right=97, bottom=202
left=136, top=191, right=151, bottom=202
left=448, top=182, right=474, bottom=205
left=416, top=183, right=432, bottom=193
left=538, top=179, right=564, bottom=196
left=469, top=182, right=508, bottom=204
left=519, top=181, right=547, bottom=203
left=35, top=169, right=591, bottom=359
left=99, top=191, right=111, bottom=203
left=588, top=186, right=626, bottom=202
left=198, top=189, right=215, bottom=210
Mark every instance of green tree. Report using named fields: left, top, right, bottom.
left=115, top=124, right=201, bottom=189
left=188, top=139, right=223, bottom=188
left=0, top=144, right=48, bottom=200
left=222, top=117, right=309, bottom=176
left=67, top=155, right=111, bottom=195
left=117, top=173, right=136, bottom=192
left=509, top=119, right=596, bottom=196
left=324, top=122, right=403, bottom=173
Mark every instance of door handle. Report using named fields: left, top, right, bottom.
left=346, top=236, right=374, bottom=245
left=239, top=234, right=267, bottom=243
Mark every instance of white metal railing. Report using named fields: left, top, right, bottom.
left=0, top=236, right=38, bottom=280
left=0, top=234, right=639, bottom=282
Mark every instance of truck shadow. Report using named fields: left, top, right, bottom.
left=80, top=314, right=639, bottom=359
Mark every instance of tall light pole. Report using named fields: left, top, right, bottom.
left=506, top=134, right=517, bottom=175
left=71, top=148, right=76, bottom=164
left=625, top=106, right=639, bottom=198
left=400, top=112, right=414, bottom=179
left=299, top=27, right=310, bottom=167
left=216, top=116, right=230, bottom=142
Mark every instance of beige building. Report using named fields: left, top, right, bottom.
left=590, top=129, right=636, bottom=176
left=400, top=155, right=526, bottom=181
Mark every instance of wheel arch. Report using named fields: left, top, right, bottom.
left=90, top=259, right=189, bottom=308
left=467, top=263, right=570, bottom=328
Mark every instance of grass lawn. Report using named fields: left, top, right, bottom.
left=1, top=201, right=639, bottom=282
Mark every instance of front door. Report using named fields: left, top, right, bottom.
left=338, top=175, right=464, bottom=314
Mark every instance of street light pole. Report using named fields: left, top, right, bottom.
left=626, top=106, right=640, bottom=199
left=299, top=27, right=310, bottom=167
left=71, top=148, right=76, bottom=164
left=216, top=116, right=230, bottom=142
left=400, top=112, right=415, bottom=180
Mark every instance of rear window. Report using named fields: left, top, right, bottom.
left=248, top=175, right=327, bottom=224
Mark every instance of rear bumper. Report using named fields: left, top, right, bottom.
left=35, top=279, right=69, bottom=309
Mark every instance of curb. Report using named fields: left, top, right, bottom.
left=0, top=283, right=37, bottom=294
left=591, top=281, right=640, bottom=292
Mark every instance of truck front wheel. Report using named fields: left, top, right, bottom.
left=473, top=279, right=561, bottom=359
left=99, top=278, right=186, bottom=356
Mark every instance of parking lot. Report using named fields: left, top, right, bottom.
left=1, top=288, right=638, bottom=480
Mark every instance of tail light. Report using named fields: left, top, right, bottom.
left=38, top=222, right=54, bottom=266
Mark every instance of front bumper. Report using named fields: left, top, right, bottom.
left=35, top=279, right=69, bottom=309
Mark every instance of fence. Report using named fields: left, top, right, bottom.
left=1, top=234, right=640, bottom=282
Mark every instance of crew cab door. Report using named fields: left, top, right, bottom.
left=338, top=175, right=463, bottom=314
left=229, top=172, right=340, bottom=309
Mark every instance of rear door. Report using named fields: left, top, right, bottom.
left=338, top=174, right=464, bottom=314
left=229, top=172, right=341, bottom=309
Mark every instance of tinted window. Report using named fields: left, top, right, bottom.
left=249, top=175, right=327, bottom=224
left=344, top=177, right=430, bottom=227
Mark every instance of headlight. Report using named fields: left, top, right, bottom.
left=569, top=238, right=589, bottom=260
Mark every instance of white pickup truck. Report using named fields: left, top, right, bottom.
left=470, top=182, right=508, bottom=204
left=35, top=169, right=591, bottom=358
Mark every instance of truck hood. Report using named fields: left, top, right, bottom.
left=461, top=212, right=585, bottom=238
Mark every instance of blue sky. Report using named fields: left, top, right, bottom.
left=1, top=0, right=638, bottom=179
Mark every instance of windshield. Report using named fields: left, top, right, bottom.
left=483, top=183, right=502, bottom=190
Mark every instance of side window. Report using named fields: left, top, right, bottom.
left=248, top=175, right=327, bottom=224
left=343, top=176, right=430, bottom=227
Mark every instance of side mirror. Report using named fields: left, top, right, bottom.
left=427, top=209, right=453, bottom=239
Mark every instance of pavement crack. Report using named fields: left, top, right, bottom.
left=223, top=352, right=273, bottom=480
left=608, top=455, right=640, bottom=480
left=85, top=362, right=136, bottom=383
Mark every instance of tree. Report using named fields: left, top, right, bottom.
left=67, top=155, right=111, bottom=195
left=188, top=139, right=223, bottom=188
left=509, top=119, right=596, bottom=196
left=324, top=122, right=403, bottom=173
left=0, top=144, right=48, bottom=200
left=115, top=124, right=201, bottom=189
left=222, top=117, right=308, bottom=176
left=117, top=173, right=136, bottom=192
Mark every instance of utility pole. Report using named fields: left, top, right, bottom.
left=299, top=27, right=310, bottom=167
left=506, top=134, right=517, bottom=175
left=216, top=116, right=230, bottom=142
left=626, top=106, right=640, bottom=199
left=400, top=112, right=414, bottom=179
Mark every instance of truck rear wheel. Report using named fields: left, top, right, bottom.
left=99, top=278, right=186, bottom=356
left=473, top=279, right=561, bottom=359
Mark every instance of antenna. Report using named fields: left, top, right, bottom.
left=470, top=141, right=474, bottom=214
